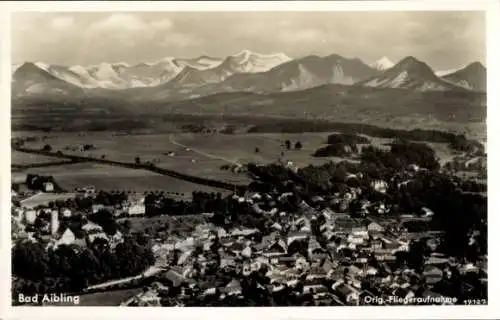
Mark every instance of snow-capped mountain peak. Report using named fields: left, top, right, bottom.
left=435, top=67, right=462, bottom=77
left=225, top=50, right=292, bottom=73
left=94, top=63, right=117, bottom=77
left=371, top=56, right=394, bottom=70
left=113, top=61, right=130, bottom=68
left=34, top=62, right=50, bottom=72
left=69, top=65, right=88, bottom=74
left=160, top=56, right=176, bottom=63
left=358, top=55, right=461, bottom=92
left=441, top=61, right=486, bottom=92
left=232, top=49, right=254, bottom=60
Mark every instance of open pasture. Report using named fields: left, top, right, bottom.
left=23, top=163, right=230, bottom=195
left=19, top=132, right=184, bottom=164
left=172, top=132, right=337, bottom=168
left=156, top=158, right=252, bottom=184
left=17, top=131, right=458, bottom=185
left=17, top=132, right=252, bottom=183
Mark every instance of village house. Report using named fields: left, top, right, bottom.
left=82, top=221, right=103, bottom=233
left=294, top=255, right=310, bottom=271
left=220, top=255, right=237, bottom=272
left=287, top=231, right=309, bottom=247
left=122, top=289, right=162, bottom=306
left=128, top=203, right=146, bottom=216
left=24, top=209, right=37, bottom=225
left=264, top=239, right=288, bottom=258
left=423, top=265, right=444, bottom=284
left=371, top=180, right=388, bottom=194
left=54, top=228, right=76, bottom=248
left=86, top=230, right=109, bottom=245
left=367, top=221, right=384, bottom=233
left=306, top=265, right=328, bottom=281
left=347, top=234, right=365, bottom=245
left=333, top=282, right=360, bottom=305
left=164, top=267, right=190, bottom=288
left=60, top=208, right=72, bottom=218
left=303, top=281, right=328, bottom=295
left=425, top=255, right=449, bottom=266
left=43, top=182, right=54, bottom=192
left=370, top=238, right=384, bottom=250
left=92, top=204, right=105, bottom=214
left=222, top=279, right=243, bottom=296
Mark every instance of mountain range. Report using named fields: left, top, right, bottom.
left=11, top=50, right=487, bottom=100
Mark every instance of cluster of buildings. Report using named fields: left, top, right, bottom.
left=11, top=182, right=145, bottom=250
left=124, top=187, right=487, bottom=306
left=11, top=163, right=487, bottom=306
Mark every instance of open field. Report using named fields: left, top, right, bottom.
left=173, top=132, right=338, bottom=168
left=11, top=150, right=63, bottom=165
left=15, top=131, right=461, bottom=188
left=22, top=163, right=230, bottom=195
left=16, top=132, right=251, bottom=183
left=174, top=132, right=459, bottom=167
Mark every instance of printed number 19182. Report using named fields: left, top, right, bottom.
left=464, top=299, right=487, bottom=305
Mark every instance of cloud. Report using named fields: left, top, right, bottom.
left=87, top=13, right=149, bottom=33
left=11, top=12, right=485, bottom=69
left=280, top=29, right=327, bottom=43
left=86, top=14, right=174, bottom=34
left=50, top=16, right=75, bottom=30
left=163, top=33, right=198, bottom=48
left=83, top=14, right=177, bottom=47
left=151, top=18, right=173, bottom=30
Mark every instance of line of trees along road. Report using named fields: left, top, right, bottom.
left=14, top=147, right=247, bottom=193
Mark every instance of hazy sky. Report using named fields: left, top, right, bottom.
left=11, top=11, right=486, bottom=70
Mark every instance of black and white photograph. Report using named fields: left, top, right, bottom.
left=2, top=1, right=499, bottom=318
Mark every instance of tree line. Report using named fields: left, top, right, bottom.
left=247, top=120, right=477, bottom=146
left=12, top=219, right=155, bottom=303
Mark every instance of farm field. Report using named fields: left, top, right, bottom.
left=19, top=132, right=183, bottom=164
left=11, top=150, right=63, bottom=165
left=172, top=132, right=457, bottom=168
left=22, top=163, right=230, bottom=196
left=16, top=132, right=253, bottom=183
left=16, top=132, right=243, bottom=178
left=171, top=132, right=339, bottom=168
left=15, top=131, right=459, bottom=184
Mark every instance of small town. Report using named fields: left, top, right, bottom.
left=11, top=136, right=487, bottom=307
left=8, top=9, right=490, bottom=313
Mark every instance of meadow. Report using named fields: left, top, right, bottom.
left=11, top=150, right=63, bottom=165
left=23, top=162, right=230, bottom=195
left=14, top=130, right=459, bottom=195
